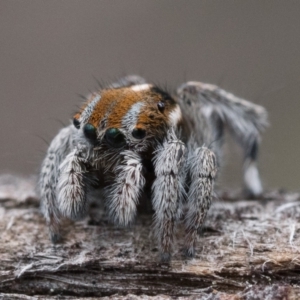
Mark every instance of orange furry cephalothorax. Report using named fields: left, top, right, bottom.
left=76, top=84, right=180, bottom=145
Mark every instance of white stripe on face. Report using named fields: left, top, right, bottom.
left=121, top=102, right=145, bottom=130
left=131, top=84, right=152, bottom=92
left=80, top=93, right=101, bottom=123
left=168, top=105, right=182, bottom=126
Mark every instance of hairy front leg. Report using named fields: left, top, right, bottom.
left=107, top=150, right=145, bottom=226
left=57, top=144, right=90, bottom=221
left=185, top=146, right=217, bottom=257
left=152, top=129, right=186, bottom=262
left=39, top=125, right=74, bottom=242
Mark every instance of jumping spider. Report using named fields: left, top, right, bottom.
left=39, top=75, right=268, bottom=261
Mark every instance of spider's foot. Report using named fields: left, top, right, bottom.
left=50, top=230, right=61, bottom=244
left=160, top=252, right=171, bottom=263
left=244, top=188, right=263, bottom=200
left=184, top=247, right=195, bottom=259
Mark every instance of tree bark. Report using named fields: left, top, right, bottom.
left=0, top=175, right=300, bottom=299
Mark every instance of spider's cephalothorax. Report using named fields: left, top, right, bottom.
left=39, top=75, right=268, bottom=261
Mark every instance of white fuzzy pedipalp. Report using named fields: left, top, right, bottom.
left=107, top=150, right=145, bottom=226
left=57, top=147, right=88, bottom=220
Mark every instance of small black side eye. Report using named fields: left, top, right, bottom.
left=157, top=101, right=165, bottom=112
left=73, top=118, right=80, bottom=129
left=83, top=123, right=97, bottom=142
left=132, top=128, right=146, bottom=139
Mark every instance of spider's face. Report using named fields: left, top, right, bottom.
left=73, top=84, right=182, bottom=153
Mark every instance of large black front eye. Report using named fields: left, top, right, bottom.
left=105, top=128, right=126, bottom=148
left=73, top=118, right=80, bottom=129
left=132, top=128, right=146, bottom=139
left=83, top=123, right=97, bottom=142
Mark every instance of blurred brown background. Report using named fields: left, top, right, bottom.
left=0, top=1, right=299, bottom=191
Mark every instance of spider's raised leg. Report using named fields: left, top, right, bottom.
left=152, top=129, right=186, bottom=262
left=107, top=150, right=145, bottom=226
left=177, top=82, right=268, bottom=197
left=39, top=125, right=74, bottom=242
left=185, top=145, right=217, bottom=257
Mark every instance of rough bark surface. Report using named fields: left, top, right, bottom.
left=1, top=174, right=300, bottom=299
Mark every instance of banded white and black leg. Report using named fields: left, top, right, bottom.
left=39, top=125, right=74, bottom=242
left=57, top=144, right=90, bottom=221
left=107, top=150, right=145, bottom=226
left=184, top=146, right=217, bottom=257
left=242, top=137, right=263, bottom=197
left=152, top=130, right=186, bottom=262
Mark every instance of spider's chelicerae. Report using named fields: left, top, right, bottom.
left=39, top=75, right=268, bottom=261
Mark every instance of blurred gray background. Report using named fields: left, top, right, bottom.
left=1, top=1, right=299, bottom=191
